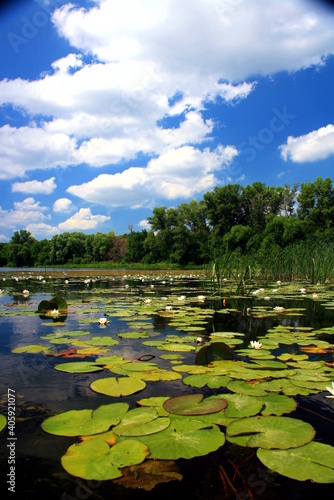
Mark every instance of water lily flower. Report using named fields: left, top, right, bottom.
left=250, top=340, right=262, bottom=349
left=276, top=280, right=281, bottom=285
left=143, top=298, right=152, bottom=304
left=300, top=288, right=306, bottom=294
left=197, top=295, right=205, bottom=302
left=325, top=381, right=334, bottom=399
left=22, top=289, right=29, bottom=296
left=165, top=305, right=173, bottom=311
left=178, top=295, right=186, bottom=301
left=98, top=317, right=108, bottom=326
left=273, top=306, right=285, bottom=313
left=312, top=293, right=318, bottom=298
left=264, top=296, right=271, bottom=301
left=196, top=337, right=203, bottom=344
left=50, top=309, right=59, bottom=317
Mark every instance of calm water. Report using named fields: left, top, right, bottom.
left=0, top=270, right=333, bottom=499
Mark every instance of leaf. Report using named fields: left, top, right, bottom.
left=61, top=438, right=149, bottom=480
left=0, top=414, right=6, bottom=432
left=257, top=442, right=334, bottom=483
left=226, top=380, right=268, bottom=396
left=41, top=409, right=115, bottom=437
left=128, top=418, right=225, bottom=460
left=55, top=361, right=105, bottom=373
left=113, top=407, right=170, bottom=436
left=12, top=344, right=52, bottom=354
left=114, top=459, right=183, bottom=491
left=163, top=394, right=227, bottom=416
left=226, top=416, right=315, bottom=449
left=90, top=377, right=146, bottom=397
left=183, top=373, right=231, bottom=389
left=223, top=393, right=264, bottom=418
left=196, top=342, right=233, bottom=365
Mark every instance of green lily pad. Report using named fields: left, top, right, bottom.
left=257, top=442, right=334, bottom=483
left=226, top=416, right=315, bottom=449
left=61, top=438, right=149, bottom=480
left=90, top=377, right=146, bottom=397
left=42, top=407, right=117, bottom=437
left=12, top=344, right=52, bottom=354
left=0, top=415, right=6, bottom=432
left=55, top=361, right=105, bottom=373
left=113, top=408, right=170, bottom=436
left=183, top=373, right=231, bottom=389
left=37, top=296, right=68, bottom=314
left=260, top=393, right=297, bottom=416
left=163, top=394, right=227, bottom=416
left=129, top=418, right=225, bottom=460
left=84, top=336, right=119, bottom=347
left=226, top=380, right=268, bottom=396
left=196, top=342, right=233, bottom=365
left=223, top=393, right=264, bottom=418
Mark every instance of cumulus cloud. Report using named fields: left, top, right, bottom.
left=53, top=197, right=74, bottom=213
left=0, top=198, right=50, bottom=230
left=58, top=208, right=111, bottom=230
left=67, top=145, right=238, bottom=207
left=0, top=0, right=332, bottom=182
left=25, top=223, right=59, bottom=239
left=279, top=124, right=334, bottom=162
left=12, top=177, right=57, bottom=194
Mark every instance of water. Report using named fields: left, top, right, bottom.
left=0, top=270, right=333, bottom=499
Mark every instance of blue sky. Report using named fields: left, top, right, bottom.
left=0, top=0, right=334, bottom=242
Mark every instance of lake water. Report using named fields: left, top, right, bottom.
left=0, top=269, right=333, bottom=499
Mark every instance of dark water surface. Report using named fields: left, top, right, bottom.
left=0, top=270, right=333, bottom=499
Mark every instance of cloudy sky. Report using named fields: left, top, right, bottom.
left=0, top=0, right=334, bottom=242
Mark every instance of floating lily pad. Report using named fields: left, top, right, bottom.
left=130, top=418, right=225, bottom=460
left=196, top=342, right=233, bottom=365
left=257, top=442, right=334, bottom=483
left=113, top=407, right=170, bottom=436
left=183, top=373, right=231, bottom=389
left=61, top=438, right=149, bottom=480
left=114, top=459, right=183, bottom=491
left=42, top=408, right=117, bottom=436
left=90, top=377, right=146, bottom=397
left=223, top=393, right=264, bottom=418
left=163, top=394, right=227, bottom=416
left=226, top=380, right=268, bottom=396
left=55, top=361, right=105, bottom=373
left=0, top=415, right=6, bottom=432
left=12, top=344, right=52, bottom=354
left=226, top=416, right=315, bottom=449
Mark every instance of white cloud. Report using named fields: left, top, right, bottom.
left=0, top=126, right=78, bottom=180
left=0, top=198, right=50, bottom=230
left=279, top=124, right=334, bottom=162
left=25, top=223, right=59, bottom=239
left=53, top=197, right=74, bottom=213
left=138, top=219, right=151, bottom=230
left=67, top=145, right=238, bottom=206
left=58, top=208, right=111, bottom=230
left=0, top=0, right=332, bottom=182
left=12, top=177, right=57, bottom=194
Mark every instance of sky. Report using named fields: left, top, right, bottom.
left=0, top=0, right=334, bottom=242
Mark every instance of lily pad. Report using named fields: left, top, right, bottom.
left=163, top=394, right=227, bottom=416
left=12, top=344, right=52, bottom=354
left=113, top=407, right=170, bottom=436
left=61, top=438, right=149, bottom=480
left=0, top=415, right=6, bottom=432
left=130, top=418, right=225, bottom=460
left=90, top=377, right=146, bottom=397
left=42, top=408, right=117, bottom=436
left=226, top=416, right=315, bottom=449
left=55, top=361, right=105, bottom=373
left=196, top=342, right=233, bottom=365
left=114, top=459, right=183, bottom=491
left=257, top=442, right=334, bottom=483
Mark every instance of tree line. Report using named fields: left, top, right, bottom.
left=1, top=176, right=334, bottom=271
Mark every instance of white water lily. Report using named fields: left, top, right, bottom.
left=196, top=337, right=203, bottom=344
left=98, top=317, right=108, bottom=326
left=273, top=306, right=285, bottom=313
left=197, top=295, right=206, bottom=302
left=250, top=340, right=262, bottom=349
left=165, top=305, right=173, bottom=311
left=22, top=289, right=29, bottom=296
left=300, top=288, right=306, bottom=294
left=325, top=381, right=334, bottom=399
left=50, top=309, right=59, bottom=316
left=177, top=295, right=186, bottom=301
left=143, top=298, right=152, bottom=304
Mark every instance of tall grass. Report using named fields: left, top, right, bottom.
left=210, top=240, right=334, bottom=287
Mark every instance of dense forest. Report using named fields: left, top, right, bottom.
left=1, top=176, right=334, bottom=280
